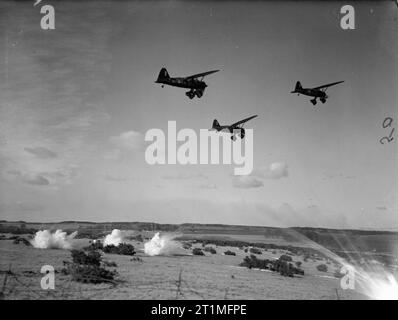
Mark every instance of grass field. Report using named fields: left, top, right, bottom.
left=0, top=235, right=369, bottom=300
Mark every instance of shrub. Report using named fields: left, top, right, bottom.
left=334, top=269, right=344, bottom=278
left=103, top=243, right=135, bottom=256
left=103, top=260, right=117, bottom=267
left=279, top=254, right=293, bottom=262
left=71, top=249, right=101, bottom=266
left=192, top=248, right=204, bottom=256
left=316, top=264, right=328, bottom=272
left=183, top=242, right=193, bottom=250
left=240, top=255, right=304, bottom=277
left=85, top=241, right=103, bottom=251
left=131, top=257, right=143, bottom=262
left=13, top=237, right=31, bottom=246
left=249, top=247, right=262, bottom=255
left=62, top=249, right=117, bottom=284
left=224, top=250, right=236, bottom=256
left=63, top=263, right=117, bottom=284
left=204, top=247, right=217, bottom=254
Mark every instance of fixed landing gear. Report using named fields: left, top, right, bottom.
left=310, top=98, right=317, bottom=105
left=186, top=90, right=195, bottom=99
left=185, top=89, right=204, bottom=99
left=320, top=97, right=326, bottom=104
left=240, top=128, right=245, bottom=139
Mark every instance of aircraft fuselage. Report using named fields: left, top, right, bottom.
left=294, top=88, right=326, bottom=98
left=157, top=77, right=207, bottom=90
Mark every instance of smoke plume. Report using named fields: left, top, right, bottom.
left=31, top=229, right=78, bottom=249
left=144, top=232, right=181, bottom=256
left=103, top=229, right=124, bottom=246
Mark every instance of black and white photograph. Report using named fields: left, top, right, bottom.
left=0, top=0, right=397, bottom=305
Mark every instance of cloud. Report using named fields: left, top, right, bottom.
left=110, top=131, right=144, bottom=151
left=21, top=173, right=50, bottom=186
left=233, top=176, right=264, bottom=188
left=162, top=173, right=208, bottom=180
left=256, top=162, right=288, bottom=179
left=24, top=147, right=57, bottom=159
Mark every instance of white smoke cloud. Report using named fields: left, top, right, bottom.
left=232, top=176, right=264, bottom=188
left=103, top=229, right=124, bottom=246
left=256, top=162, right=289, bottom=179
left=144, top=232, right=181, bottom=256
left=31, top=229, right=78, bottom=249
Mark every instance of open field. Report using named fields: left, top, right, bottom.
left=1, top=221, right=397, bottom=300
left=0, top=237, right=366, bottom=300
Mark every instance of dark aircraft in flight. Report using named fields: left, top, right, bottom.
left=291, top=80, right=344, bottom=105
left=155, top=68, right=219, bottom=99
left=210, top=115, right=258, bottom=140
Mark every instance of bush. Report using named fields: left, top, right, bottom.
left=63, top=263, right=117, bottom=284
left=131, top=257, right=143, bottom=262
left=71, top=249, right=101, bottom=266
left=249, top=247, right=262, bottom=255
left=316, top=264, right=328, bottom=272
left=192, top=248, right=204, bottom=256
left=239, top=255, right=304, bottom=277
left=204, top=247, right=217, bottom=254
left=13, top=237, right=31, bottom=246
left=103, top=243, right=136, bottom=256
left=183, top=242, right=193, bottom=250
left=224, top=250, right=236, bottom=256
left=279, top=254, right=293, bottom=262
left=103, top=260, right=117, bottom=267
left=334, top=269, right=344, bottom=278
left=62, top=249, right=117, bottom=284
left=86, top=241, right=103, bottom=251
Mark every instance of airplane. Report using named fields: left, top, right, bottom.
left=210, top=115, right=258, bottom=140
left=155, top=68, right=219, bottom=99
left=291, top=80, right=344, bottom=105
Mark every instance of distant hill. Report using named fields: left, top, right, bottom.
left=1, top=220, right=397, bottom=255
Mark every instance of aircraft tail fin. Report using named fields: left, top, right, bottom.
left=212, top=119, right=220, bottom=130
left=295, top=81, right=302, bottom=91
left=156, top=68, right=170, bottom=83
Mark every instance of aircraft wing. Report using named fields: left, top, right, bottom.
left=185, top=70, right=220, bottom=80
left=313, top=81, right=344, bottom=90
left=231, top=115, right=258, bottom=128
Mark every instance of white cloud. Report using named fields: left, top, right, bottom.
left=256, top=162, right=289, bottom=179
left=21, top=173, right=50, bottom=186
left=110, top=131, right=144, bottom=151
left=162, top=173, right=208, bottom=180
left=24, top=147, right=57, bottom=159
left=233, top=176, right=264, bottom=188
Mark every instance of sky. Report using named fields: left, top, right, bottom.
left=0, top=0, right=397, bottom=229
